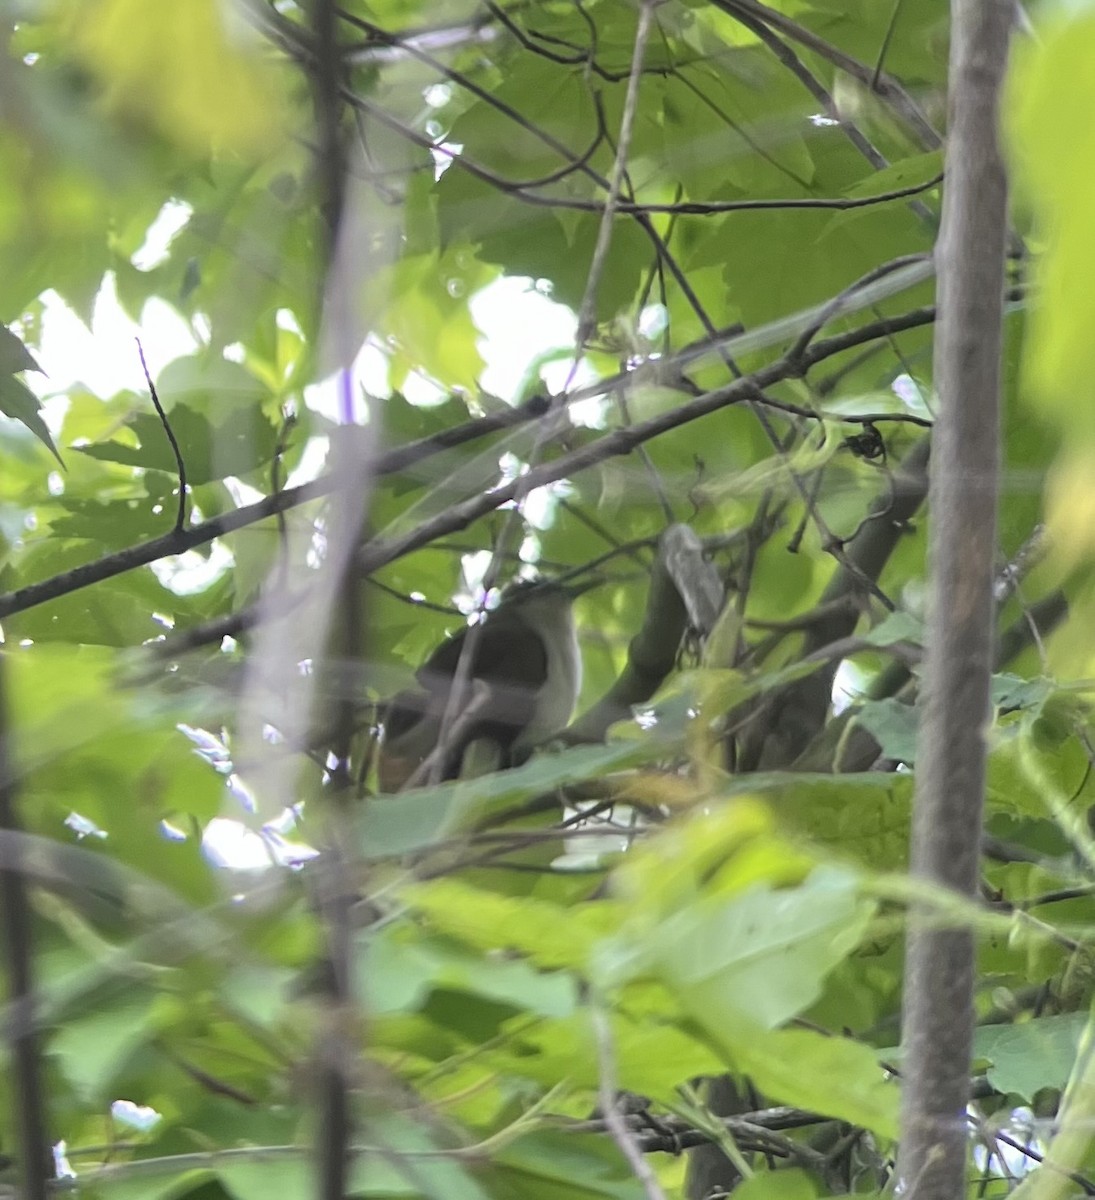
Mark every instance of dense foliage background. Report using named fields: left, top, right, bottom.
left=3, top=0, right=1095, bottom=1197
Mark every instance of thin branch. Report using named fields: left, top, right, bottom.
left=136, top=338, right=187, bottom=533
left=709, top=0, right=943, bottom=149
left=331, top=78, right=812, bottom=386
left=726, top=4, right=893, bottom=175
left=871, top=0, right=905, bottom=89
left=996, top=591, right=1068, bottom=668
left=336, top=7, right=608, bottom=193
left=1, top=300, right=946, bottom=628
left=455, top=168, right=945, bottom=216
left=0, top=396, right=549, bottom=620
left=788, top=253, right=933, bottom=363
left=269, top=407, right=297, bottom=588
left=331, top=63, right=944, bottom=536
left=574, top=0, right=655, bottom=348
left=566, top=1103, right=827, bottom=1140
left=355, top=307, right=939, bottom=578
left=591, top=998, right=669, bottom=1200
left=345, top=0, right=941, bottom=218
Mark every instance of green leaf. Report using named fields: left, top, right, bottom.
left=864, top=610, right=924, bottom=646
left=854, top=697, right=920, bottom=763
left=843, top=150, right=944, bottom=199
left=489, top=1010, right=722, bottom=1102
left=217, top=1159, right=311, bottom=1200
left=361, top=742, right=657, bottom=857
left=732, top=1168, right=819, bottom=1200
left=77, top=1168, right=217, bottom=1200
left=51, top=496, right=178, bottom=549
left=725, top=1026, right=899, bottom=1140
left=723, top=772, right=913, bottom=871
left=975, top=1013, right=1087, bottom=1099
left=6, top=643, right=125, bottom=772
left=362, top=928, right=579, bottom=1018
left=992, top=673, right=1055, bottom=713
left=0, top=374, right=63, bottom=464
left=405, top=877, right=621, bottom=973
left=494, top=1132, right=648, bottom=1200
left=600, top=866, right=874, bottom=1030
left=0, top=324, right=43, bottom=374
left=606, top=798, right=812, bottom=921
left=5, top=580, right=173, bottom=647
left=349, top=1113, right=496, bottom=1200
left=1008, top=11, right=1095, bottom=431
left=77, top=403, right=279, bottom=484
left=987, top=721, right=1089, bottom=819
left=51, top=992, right=156, bottom=1101
left=73, top=0, right=288, bottom=157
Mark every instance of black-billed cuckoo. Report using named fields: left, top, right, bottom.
left=379, top=581, right=582, bottom=791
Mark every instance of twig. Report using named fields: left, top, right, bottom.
left=270, top=407, right=298, bottom=586
left=871, top=0, right=904, bottom=89
left=332, top=16, right=943, bottom=217
left=727, top=4, right=892, bottom=176
left=572, top=0, right=655, bottom=349
left=788, top=254, right=933, bottom=364
left=994, top=524, right=1047, bottom=604
left=404, top=681, right=498, bottom=789
left=709, top=0, right=942, bottom=148
left=136, top=338, right=187, bottom=532
left=590, top=998, right=669, bottom=1200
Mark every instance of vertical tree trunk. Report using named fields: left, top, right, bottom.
left=895, top=2, right=1012, bottom=1198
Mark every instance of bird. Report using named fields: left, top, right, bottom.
left=378, top=580, right=583, bottom=791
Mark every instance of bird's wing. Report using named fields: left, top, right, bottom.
left=381, top=615, right=551, bottom=788
left=422, top=616, right=550, bottom=773
left=420, top=616, right=549, bottom=690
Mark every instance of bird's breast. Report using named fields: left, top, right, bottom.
left=515, top=602, right=581, bottom=749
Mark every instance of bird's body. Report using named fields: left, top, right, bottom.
left=379, top=583, right=581, bottom=791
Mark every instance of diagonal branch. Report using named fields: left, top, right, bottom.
left=0, top=396, right=550, bottom=620
left=356, top=306, right=939, bottom=577
left=709, top=0, right=942, bottom=149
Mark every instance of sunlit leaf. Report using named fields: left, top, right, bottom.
left=71, top=0, right=288, bottom=157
